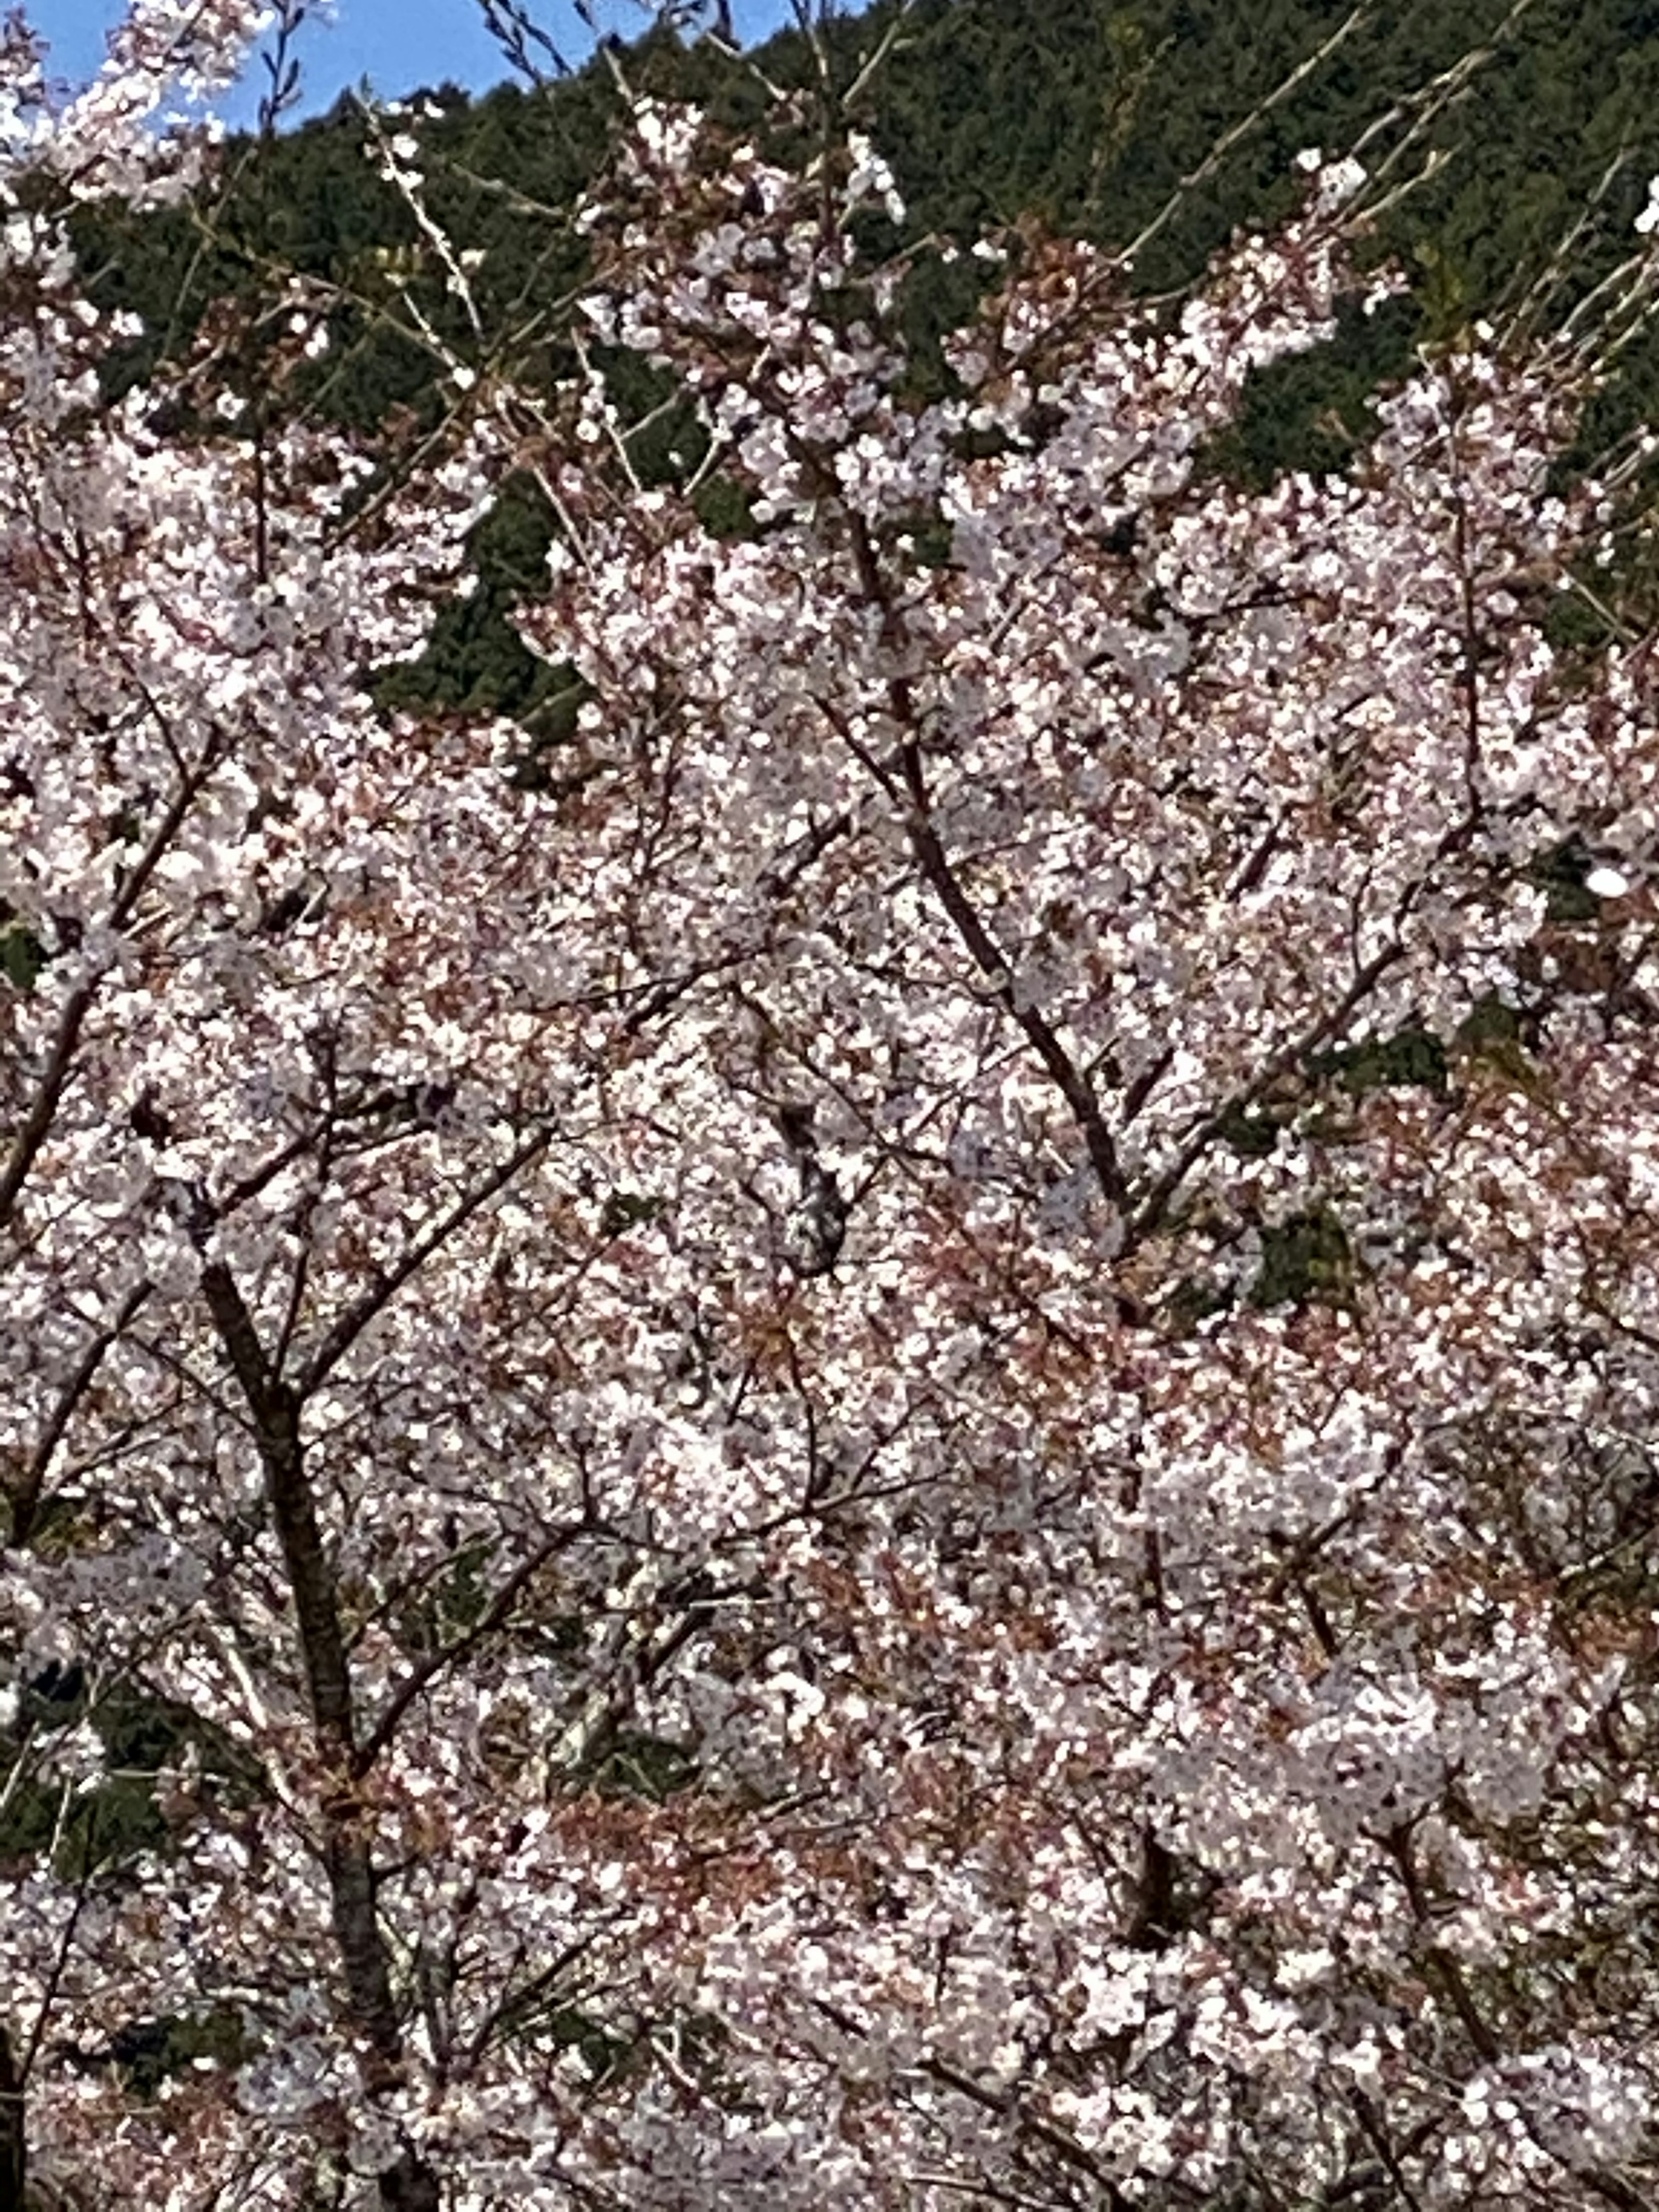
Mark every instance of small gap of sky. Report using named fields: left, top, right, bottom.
left=41, top=1, right=817, bottom=128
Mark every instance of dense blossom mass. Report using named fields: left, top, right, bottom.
left=6, top=5, right=1659, bottom=2209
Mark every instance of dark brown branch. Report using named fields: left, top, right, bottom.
left=7, top=1280, right=152, bottom=1548
left=0, top=733, right=223, bottom=1232
left=107, top=728, right=227, bottom=932
left=1126, top=934, right=1410, bottom=1250
left=1380, top=1820, right=1500, bottom=2066
left=836, top=509, right=1131, bottom=1212
left=300, top=1125, right=553, bottom=1393
left=1347, top=2089, right=1427, bottom=2212
left=197, top=1256, right=353, bottom=1747
left=921, top=2051, right=1134, bottom=2211
left=0, top=978, right=95, bottom=1234
left=0, top=2018, right=21, bottom=2212
left=807, top=1991, right=1131, bottom=2210
left=354, top=1522, right=584, bottom=1776
left=197, top=1245, right=437, bottom=2209
left=467, top=1931, right=601, bottom=2069
left=900, top=783, right=1129, bottom=1211
left=815, top=678, right=1130, bottom=1213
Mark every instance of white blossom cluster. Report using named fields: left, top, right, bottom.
left=4, top=12, right=1659, bottom=2211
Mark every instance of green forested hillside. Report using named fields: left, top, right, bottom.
left=71, top=0, right=1659, bottom=723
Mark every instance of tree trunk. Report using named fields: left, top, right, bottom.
left=0, top=2019, right=24, bottom=2212
left=199, top=1258, right=442, bottom=2212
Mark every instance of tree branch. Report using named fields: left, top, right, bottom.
left=300, top=1124, right=553, bottom=1393
left=354, top=1522, right=585, bottom=1776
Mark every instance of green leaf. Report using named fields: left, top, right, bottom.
left=0, top=922, right=45, bottom=993
left=1250, top=1207, right=1354, bottom=1310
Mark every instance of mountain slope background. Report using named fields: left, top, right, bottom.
left=70, top=0, right=1659, bottom=724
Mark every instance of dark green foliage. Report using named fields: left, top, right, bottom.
left=64, top=0, right=1659, bottom=722
left=0, top=1672, right=266, bottom=1878
left=878, top=0, right=1659, bottom=537
left=391, top=1535, right=500, bottom=1656
left=1163, top=1271, right=1237, bottom=1330
left=1250, top=1205, right=1354, bottom=1309
left=692, top=471, right=762, bottom=542
left=16, top=1660, right=87, bottom=1732
left=599, top=1189, right=668, bottom=1237
left=534, top=2006, right=630, bottom=2085
left=1217, top=1102, right=1284, bottom=1158
left=0, top=918, right=45, bottom=994
left=1215, top=1024, right=1447, bottom=1177
left=1128, top=1832, right=1219, bottom=1949
left=376, top=478, right=563, bottom=726
left=524, top=1610, right=587, bottom=1659
left=1455, top=991, right=1531, bottom=1053
left=1203, top=294, right=1421, bottom=489
left=862, top=0, right=1659, bottom=482
left=888, top=504, right=957, bottom=570
left=1453, top=990, right=1547, bottom=1090
left=1530, top=834, right=1606, bottom=923
left=475, top=1957, right=631, bottom=2080
left=584, top=1728, right=699, bottom=1803
left=435, top=1537, right=497, bottom=1636
left=100, top=2008, right=249, bottom=2100
left=1313, top=1026, right=1449, bottom=1096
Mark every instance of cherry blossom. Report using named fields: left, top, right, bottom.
left=5, top=10, right=1659, bottom=2211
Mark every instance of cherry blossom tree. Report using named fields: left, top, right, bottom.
left=9, top=4, right=1659, bottom=2209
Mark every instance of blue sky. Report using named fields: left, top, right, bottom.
left=41, top=1, right=820, bottom=126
